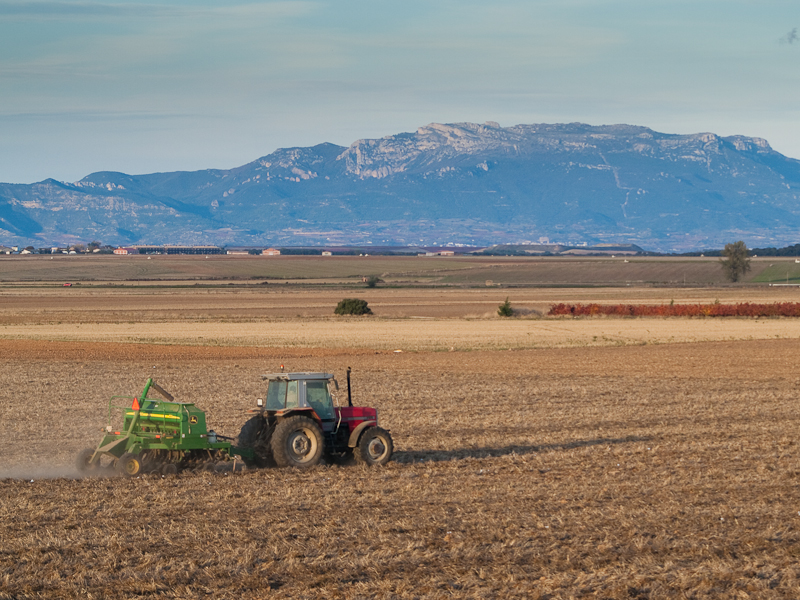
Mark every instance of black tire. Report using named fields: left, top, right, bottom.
left=76, top=448, right=98, bottom=474
left=161, top=463, right=178, bottom=476
left=236, top=415, right=272, bottom=467
left=353, top=427, right=393, bottom=466
left=271, top=415, right=324, bottom=468
left=118, top=452, right=143, bottom=477
left=236, top=416, right=264, bottom=447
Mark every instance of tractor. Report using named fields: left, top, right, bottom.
left=236, top=368, right=393, bottom=468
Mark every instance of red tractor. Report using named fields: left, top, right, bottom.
left=236, top=368, right=393, bottom=468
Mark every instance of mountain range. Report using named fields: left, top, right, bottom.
left=2, top=121, right=800, bottom=252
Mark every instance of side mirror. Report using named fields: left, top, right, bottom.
left=332, top=379, right=339, bottom=391
left=256, top=398, right=263, bottom=407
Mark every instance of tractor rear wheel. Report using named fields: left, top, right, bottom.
left=118, top=452, right=143, bottom=477
left=353, top=427, right=393, bottom=466
left=76, top=448, right=98, bottom=474
left=271, top=415, right=324, bottom=468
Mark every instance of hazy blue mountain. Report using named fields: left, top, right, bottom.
left=2, top=122, right=800, bottom=252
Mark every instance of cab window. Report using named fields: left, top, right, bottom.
left=306, top=380, right=334, bottom=420
left=266, top=381, right=286, bottom=410
left=285, top=381, right=299, bottom=409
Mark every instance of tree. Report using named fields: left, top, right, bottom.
left=88, top=241, right=101, bottom=251
left=720, top=241, right=751, bottom=282
left=334, top=298, right=372, bottom=315
left=497, top=297, right=513, bottom=317
left=365, top=275, right=380, bottom=288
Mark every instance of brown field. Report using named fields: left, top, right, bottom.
left=3, top=281, right=800, bottom=598
left=4, top=253, right=800, bottom=286
left=3, top=282, right=800, bottom=318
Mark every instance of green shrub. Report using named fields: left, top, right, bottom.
left=497, top=297, right=513, bottom=317
left=334, top=298, right=373, bottom=316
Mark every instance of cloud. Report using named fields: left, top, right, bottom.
left=0, top=1, right=155, bottom=17
left=0, top=1, right=314, bottom=20
left=781, top=27, right=797, bottom=44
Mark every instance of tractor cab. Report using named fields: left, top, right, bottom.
left=260, top=372, right=338, bottom=426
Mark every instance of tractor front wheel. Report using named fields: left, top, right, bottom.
left=353, top=427, right=394, bottom=466
left=118, top=452, right=143, bottom=477
left=271, top=416, right=324, bottom=468
left=76, top=448, right=98, bottom=474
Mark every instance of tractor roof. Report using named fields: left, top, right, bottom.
left=261, top=372, right=335, bottom=381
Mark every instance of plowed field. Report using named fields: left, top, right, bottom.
left=2, top=287, right=800, bottom=598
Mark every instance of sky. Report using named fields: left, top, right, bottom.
left=1, top=0, right=798, bottom=184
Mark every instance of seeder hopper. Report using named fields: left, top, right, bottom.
left=76, top=378, right=248, bottom=477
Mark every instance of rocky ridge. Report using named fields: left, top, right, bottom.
left=1, top=122, right=798, bottom=251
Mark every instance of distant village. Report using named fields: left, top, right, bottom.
left=0, top=243, right=465, bottom=257
left=0, top=242, right=647, bottom=257
left=0, top=244, right=282, bottom=256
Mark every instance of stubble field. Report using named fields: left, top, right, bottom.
left=2, top=264, right=800, bottom=598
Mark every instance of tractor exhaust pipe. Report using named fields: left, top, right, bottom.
left=346, top=367, right=353, bottom=407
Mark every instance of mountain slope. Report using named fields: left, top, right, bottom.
left=2, top=122, right=799, bottom=251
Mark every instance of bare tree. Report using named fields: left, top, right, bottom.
left=720, top=241, right=751, bottom=282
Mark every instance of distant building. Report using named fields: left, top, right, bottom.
left=133, top=245, right=223, bottom=255
left=113, top=247, right=139, bottom=255
left=321, top=251, right=332, bottom=256
left=263, top=248, right=281, bottom=256
left=226, top=250, right=249, bottom=255
left=161, top=245, right=223, bottom=255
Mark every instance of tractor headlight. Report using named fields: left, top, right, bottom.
left=257, top=398, right=263, bottom=407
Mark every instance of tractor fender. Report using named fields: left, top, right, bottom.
left=275, top=407, right=320, bottom=423
left=348, top=420, right=377, bottom=448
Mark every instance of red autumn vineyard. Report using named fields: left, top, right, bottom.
left=548, top=302, right=800, bottom=317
